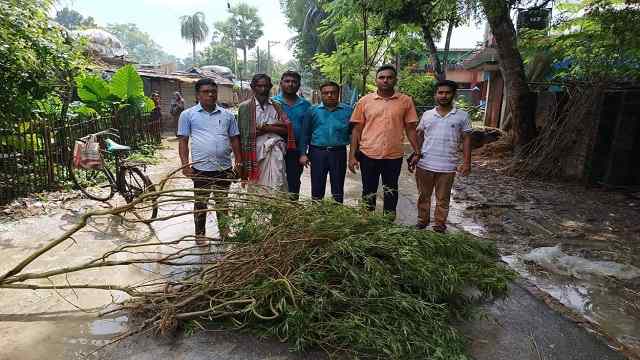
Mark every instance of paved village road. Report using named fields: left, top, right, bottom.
left=0, top=138, right=629, bottom=360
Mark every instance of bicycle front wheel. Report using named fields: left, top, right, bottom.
left=121, top=167, right=158, bottom=222
left=69, top=160, right=115, bottom=202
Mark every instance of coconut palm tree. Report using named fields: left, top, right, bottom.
left=180, top=12, right=209, bottom=65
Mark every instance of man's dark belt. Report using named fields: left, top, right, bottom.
left=309, top=144, right=347, bottom=151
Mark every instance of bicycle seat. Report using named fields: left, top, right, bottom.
left=104, top=138, right=131, bottom=152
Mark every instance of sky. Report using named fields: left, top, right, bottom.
left=55, top=0, right=485, bottom=63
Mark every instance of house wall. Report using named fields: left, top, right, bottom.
left=529, top=89, right=639, bottom=185
left=179, top=83, right=234, bottom=106
left=142, top=77, right=234, bottom=132
left=143, top=78, right=180, bottom=132
left=589, top=90, right=640, bottom=185
left=445, top=69, right=482, bottom=88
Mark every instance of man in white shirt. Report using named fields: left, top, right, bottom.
left=409, top=80, right=472, bottom=233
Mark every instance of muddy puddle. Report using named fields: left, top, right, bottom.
left=0, top=188, right=213, bottom=359
left=502, top=255, right=640, bottom=354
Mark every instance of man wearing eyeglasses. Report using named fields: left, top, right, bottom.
left=177, top=78, right=242, bottom=245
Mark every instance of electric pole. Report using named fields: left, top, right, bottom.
left=256, top=46, right=261, bottom=73
left=228, top=1, right=242, bottom=95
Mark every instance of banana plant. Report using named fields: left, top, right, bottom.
left=74, top=64, right=155, bottom=118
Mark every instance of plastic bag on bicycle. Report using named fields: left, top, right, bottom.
left=73, top=135, right=103, bottom=169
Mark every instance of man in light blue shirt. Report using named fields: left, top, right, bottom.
left=177, top=78, right=242, bottom=244
left=299, top=81, right=352, bottom=203
left=272, top=71, right=311, bottom=200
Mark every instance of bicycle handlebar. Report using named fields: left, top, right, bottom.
left=79, top=128, right=121, bottom=141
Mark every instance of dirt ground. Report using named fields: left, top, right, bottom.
left=0, top=137, right=638, bottom=359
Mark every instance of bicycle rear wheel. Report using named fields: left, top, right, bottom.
left=69, top=158, right=114, bottom=202
left=121, top=167, right=158, bottom=222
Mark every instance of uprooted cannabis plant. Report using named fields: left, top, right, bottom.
left=0, top=186, right=513, bottom=359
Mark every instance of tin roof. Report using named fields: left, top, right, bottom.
left=463, top=47, right=499, bottom=70
left=136, top=69, right=234, bottom=86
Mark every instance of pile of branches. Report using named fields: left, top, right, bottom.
left=0, top=182, right=513, bottom=359
left=508, top=85, right=604, bottom=178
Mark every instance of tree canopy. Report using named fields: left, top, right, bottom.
left=54, top=6, right=97, bottom=30
left=199, top=41, right=235, bottom=70
left=180, top=12, right=209, bottom=64
left=520, top=0, right=640, bottom=81
left=106, top=23, right=176, bottom=65
left=1, top=0, right=86, bottom=124
left=226, top=3, right=264, bottom=80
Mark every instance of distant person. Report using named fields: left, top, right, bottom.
left=150, top=91, right=162, bottom=122
left=170, top=91, right=185, bottom=136
left=409, top=80, right=472, bottom=233
left=349, top=64, right=420, bottom=218
left=237, top=73, right=295, bottom=191
left=299, top=81, right=352, bottom=203
left=272, top=71, right=311, bottom=200
left=177, top=78, right=242, bottom=245
left=145, top=91, right=162, bottom=132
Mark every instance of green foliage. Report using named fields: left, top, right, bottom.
left=457, top=97, right=484, bottom=125
left=231, top=4, right=264, bottom=50
left=310, top=0, right=395, bottom=92
left=180, top=12, right=209, bottom=62
left=110, top=65, right=144, bottom=101
left=398, top=69, right=436, bottom=107
left=0, top=0, right=87, bottom=125
left=279, top=0, right=333, bottom=79
left=126, top=144, right=160, bottom=165
left=74, top=65, right=154, bottom=117
left=199, top=200, right=515, bottom=359
left=54, top=7, right=97, bottom=30
left=218, top=3, right=264, bottom=79
left=199, top=41, right=234, bottom=69
left=519, top=0, right=640, bottom=81
left=76, top=74, right=110, bottom=103
left=106, top=23, right=176, bottom=65
left=180, top=12, right=209, bottom=44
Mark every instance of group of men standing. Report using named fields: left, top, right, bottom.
left=177, top=65, right=471, bottom=244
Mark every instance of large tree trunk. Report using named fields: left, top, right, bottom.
left=420, top=24, right=445, bottom=81
left=480, top=0, right=537, bottom=149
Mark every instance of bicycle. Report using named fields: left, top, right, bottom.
left=69, top=129, right=159, bottom=222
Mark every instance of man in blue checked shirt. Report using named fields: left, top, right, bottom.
left=272, top=71, right=311, bottom=200
left=299, top=81, right=353, bottom=203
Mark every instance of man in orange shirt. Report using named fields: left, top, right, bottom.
left=349, top=65, right=421, bottom=218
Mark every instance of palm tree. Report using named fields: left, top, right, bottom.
left=228, top=3, right=263, bottom=81
left=180, top=12, right=209, bottom=65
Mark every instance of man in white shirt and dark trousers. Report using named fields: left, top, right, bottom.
left=409, top=80, right=472, bottom=233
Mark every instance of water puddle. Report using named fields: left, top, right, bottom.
left=88, top=316, right=128, bottom=336
left=503, top=255, right=640, bottom=354
left=448, top=204, right=487, bottom=237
